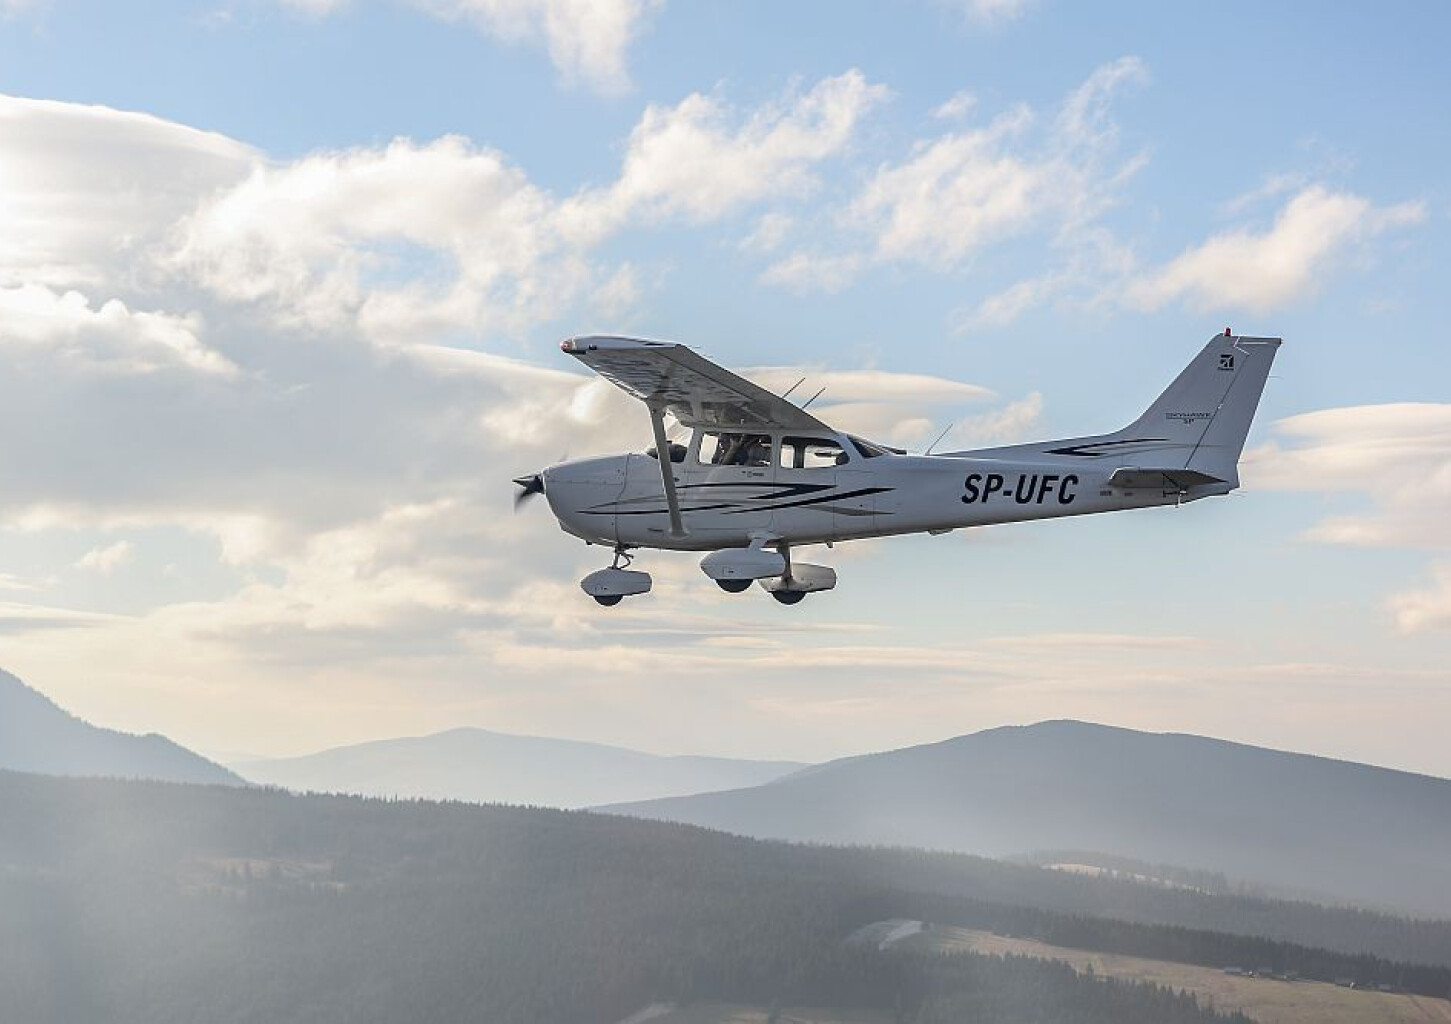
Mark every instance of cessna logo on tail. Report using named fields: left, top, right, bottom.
left=1219, top=353, right=1235, bottom=371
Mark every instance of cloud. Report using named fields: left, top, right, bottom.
left=75, top=540, right=134, bottom=574
left=1247, top=403, right=1451, bottom=549
left=565, top=70, right=888, bottom=232
left=1125, top=186, right=1425, bottom=313
left=415, top=0, right=661, bottom=94
left=933, top=90, right=977, bottom=120
left=957, top=0, right=1029, bottom=25
left=169, top=134, right=574, bottom=340
left=276, top=0, right=350, bottom=13
left=270, top=0, right=660, bottom=94
left=764, top=57, right=1147, bottom=292
left=739, top=212, right=794, bottom=254
left=0, top=96, right=253, bottom=290
left=1389, top=564, right=1451, bottom=633
left=166, top=71, right=884, bottom=340
left=0, top=283, right=237, bottom=376
left=1247, top=403, right=1451, bottom=633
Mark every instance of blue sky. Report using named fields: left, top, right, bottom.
left=1, top=0, right=1448, bottom=773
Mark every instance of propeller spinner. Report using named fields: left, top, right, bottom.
left=513, top=472, right=545, bottom=511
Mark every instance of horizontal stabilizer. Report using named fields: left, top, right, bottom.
left=1108, top=467, right=1227, bottom=491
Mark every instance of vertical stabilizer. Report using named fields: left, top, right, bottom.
left=1115, top=332, right=1281, bottom=486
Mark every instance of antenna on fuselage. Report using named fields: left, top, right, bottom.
left=781, top=377, right=807, bottom=400
left=801, top=386, right=827, bottom=410
left=924, top=422, right=954, bottom=456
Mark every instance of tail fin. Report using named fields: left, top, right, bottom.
left=1107, top=331, right=1281, bottom=487
left=940, top=331, right=1281, bottom=485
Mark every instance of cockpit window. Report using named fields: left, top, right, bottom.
left=848, top=436, right=896, bottom=458
left=699, top=431, right=773, bottom=467
left=780, top=436, right=848, bottom=469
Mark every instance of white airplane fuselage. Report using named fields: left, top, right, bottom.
left=520, top=331, right=1279, bottom=603
left=542, top=435, right=1231, bottom=552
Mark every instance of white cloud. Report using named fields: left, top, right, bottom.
left=75, top=540, right=134, bottom=574
left=164, top=72, right=883, bottom=340
left=0, top=95, right=254, bottom=289
left=1246, top=403, right=1451, bottom=550
left=1247, top=403, right=1451, bottom=633
left=764, top=58, right=1147, bottom=291
left=276, top=0, right=351, bottom=13
left=169, top=134, right=573, bottom=340
left=1125, top=186, right=1425, bottom=313
left=565, top=70, right=888, bottom=234
left=957, top=0, right=1029, bottom=25
left=0, top=283, right=237, bottom=376
left=739, top=212, right=794, bottom=254
left=270, top=0, right=660, bottom=94
left=416, top=0, right=660, bottom=94
left=933, top=90, right=978, bottom=120
left=1389, top=564, right=1451, bottom=634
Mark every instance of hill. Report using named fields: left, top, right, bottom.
left=10, top=771, right=1451, bottom=1024
left=600, top=720, right=1451, bottom=916
left=1, top=770, right=1264, bottom=1024
left=231, top=728, right=803, bottom=807
left=0, top=669, right=241, bottom=786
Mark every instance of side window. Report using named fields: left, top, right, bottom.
left=779, top=437, right=848, bottom=469
left=698, top=431, right=773, bottom=467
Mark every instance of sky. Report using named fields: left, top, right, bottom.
left=1, top=0, right=1448, bottom=774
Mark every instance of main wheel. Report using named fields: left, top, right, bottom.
left=593, top=594, right=623, bottom=607
left=716, top=578, right=752, bottom=593
left=771, top=589, right=806, bottom=605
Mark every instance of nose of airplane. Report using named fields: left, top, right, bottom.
left=512, top=472, right=545, bottom=511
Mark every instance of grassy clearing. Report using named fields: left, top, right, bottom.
left=899, top=926, right=1451, bottom=1024
left=650, top=1006, right=890, bottom=1024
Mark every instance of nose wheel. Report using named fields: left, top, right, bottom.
left=581, top=547, right=652, bottom=607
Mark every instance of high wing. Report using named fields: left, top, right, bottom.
left=560, top=335, right=831, bottom=432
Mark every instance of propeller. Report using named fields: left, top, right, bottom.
left=513, top=472, right=545, bottom=511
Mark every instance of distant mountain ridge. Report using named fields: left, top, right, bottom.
left=0, top=669, right=242, bottom=786
left=231, top=727, right=804, bottom=808
left=600, top=720, right=1451, bottom=917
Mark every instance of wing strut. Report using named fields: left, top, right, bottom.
left=647, top=400, right=687, bottom=537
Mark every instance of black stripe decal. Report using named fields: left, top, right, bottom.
left=581, top=486, right=895, bottom=518
left=1044, top=437, right=1169, bottom=458
left=721, top=486, right=893, bottom=515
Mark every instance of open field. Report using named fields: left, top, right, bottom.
left=648, top=1006, right=890, bottom=1024
left=899, top=926, right=1451, bottom=1024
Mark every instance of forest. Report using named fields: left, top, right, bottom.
left=0, top=770, right=1444, bottom=1023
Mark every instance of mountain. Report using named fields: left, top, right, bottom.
left=0, top=668, right=242, bottom=786
left=231, top=727, right=804, bottom=807
left=600, top=720, right=1451, bottom=916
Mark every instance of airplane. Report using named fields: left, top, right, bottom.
left=514, top=329, right=1280, bottom=606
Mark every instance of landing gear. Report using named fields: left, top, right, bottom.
left=716, top=578, right=753, bottom=593
left=580, top=546, right=652, bottom=607
left=757, top=543, right=837, bottom=605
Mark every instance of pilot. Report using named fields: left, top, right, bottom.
left=743, top=437, right=771, bottom=466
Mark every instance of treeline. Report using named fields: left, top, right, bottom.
left=817, top=845, right=1451, bottom=968
left=0, top=771, right=1439, bottom=1023
left=873, top=893, right=1451, bottom=999
left=1014, top=849, right=1237, bottom=894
